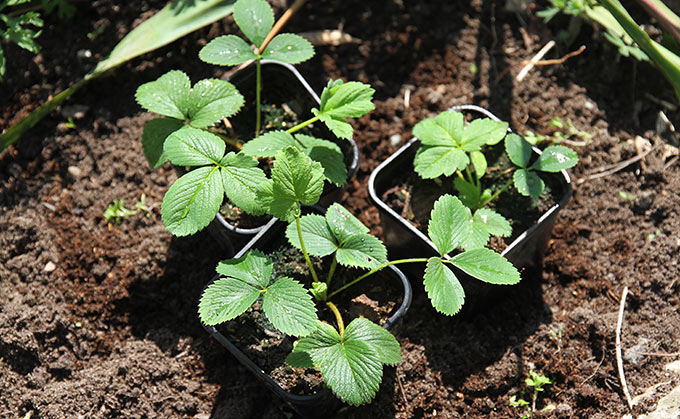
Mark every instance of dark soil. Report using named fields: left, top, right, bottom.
left=2, top=1, right=680, bottom=418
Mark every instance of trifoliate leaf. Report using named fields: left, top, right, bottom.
left=300, top=135, right=347, bottom=185
left=325, top=203, right=369, bottom=243
left=263, top=33, right=314, bottom=64
left=187, top=79, right=244, bottom=128
left=141, top=117, right=183, bottom=169
left=413, top=146, right=469, bottom=179
left=460, top=118, right=508, bottom=149
left=513, top=169, right=544, bottom=198
left=135, top=70, right=190, bottom=120
left=423, top=257, right=465, bottom=315
left=453, top=177, right=481, bottom=210
left=343, top=318, right=401, bottom=365
left=505, top=133, right=533, bottom=168
left=335, top=234, right=386, bottom=269
left=262, top=277, right=317, bottom=336
left=428, top=194, right=472, bottom=256
left=240, top=130, right=297, bottom=157
left=451, top=248, right=520, bottom=285
left=313, top=81, right=375, bottom=139
left=198, top=277, right=260, bottom=325
left=220, top=152, right=267, bottom=215
left=469, top=150, right=487, bottom=179
left=474, top=208, right=511, bottom=237
left=530, top=145, right=578, bottom=172
left=216, top=250, right=272, bottom=289
left=256, top=147, right=325, bottom=222
left=319, top=79, right=344, bottom=111
left=198, top=35, right=257, bottom=66
left=285, top=214, right=338, bottom=257
left=233, top=0, right=273, bottom=47
left=164, top=127, right=225, bottom=166
left=290, top=321, right=383, bottom=406
left=412, top=110, right=463, bottom=146
left=161, top=166, right=223, bottom=236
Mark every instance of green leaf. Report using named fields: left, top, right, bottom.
left=335, top=234, right=387, bottom=269
left=187, top=79, right=244, bottom=128
left=233, top=0, right=273, bottom=47
left=220, top=152, right=267, bottom=215
left=453, top=177, right=481, bottom=209
left=198, top=34, right=257, bottom=66
left=530, top=145, right=578, bottom=172
left=428, top=194, right=472, bottom=256
left=313, top=81, right=375, bottom=139
left=161, top=166, right=223, bottom=236
left=290, top=321, right=383, bottom=406
left=412, top=110, right=463, bottom=146
left=262, top=277, right=317, bottom=336
left=287, top=342, right=315, bottom=368
left=413, top=146, right=469, bottom=179
left=216, top=250, right=272, bottom=289
left=135, top=70, right=190, bottom=120
left=343, top=318, right=401, bottom=365
left=325, top=203, right=369, bottom=243
left=470, top=150, right=487, bottom=179
left=297, top=135, right=347, bottom=186
left=458, top=220, right=489, bottom=251
left=285, top=214, right=338, bottom=257
left=513, top=169, right=544, bottom=198
left=198, top=277, right=260, bottom=325
left=505, top=133, right=533, bottom=168
left=451, top=248, right=521, bottom=285
left=263, top=33, right=314, bottom=64
left=315, top=111, right=354, bottom=139
left=163, top=127, right=225, bottom=167
left=240, top=130, right=297, bottom=157
left=141, top=118, right=184, bottom=169
left=460, top=118, right=508, bottom=149
left=257, top=147, right=325, bottom=222
left=424, top=257, right=465, bottom=315
left=474, top=208, right=511, bottom=237
left=319, top=79, right=344, bottom=111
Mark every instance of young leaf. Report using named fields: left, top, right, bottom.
left=164, top=127, right=225, bottom=167
left=505, top=133, right=533, bottom=168
left=198, top=35, right=257, bottom=66
left=233, top=0, right=273, bottom=47
left=216, top=250, right=272, bottom=289
left=135, top=70, right=190, bottom=120
left=219, top=152, right=267, bottom=215
left=199, top=277, right=260, bottom=325
left=285, top=214, right=338, bottom=257
left=141, top=117, right=184, bottom=169
left=453, top=177, right=481, bottom=209
left=513, top=169, right=544, bottom=198
left=187, top=79, right=244, bottom=128
left=297, top=135, right=346, bottom=186
left=240, top=130, right=297, bottom=157
left=412, top=110, right=464, bottom=146
left=428, top=194, right=472, bottom=256
left=325, top=203, right=369, bottom=243
left=312, top=81, right=375, bottom=139
left=413, top=146, right=469, bottom=179
left=256, top=147, right=325, bottom=222
left=530, top=145, right=578, bottom=172
left=460, top=118, right=508, bottom=149
left=289, top=321, right=383, bottom=406
left=263, top=33, right=314, bottom=64
left=161, top=166, right=223, bottom=236
left=423, top=257, right=465, bottom=315
left=451, top=248, right=521, bottom=285
left=343, top=318, right=401, bottom=365
left=262, top=277, right=317, bottom=336
left=335, top=234, right=386, bottom=269
left=469, top=150, right=487, bottom=179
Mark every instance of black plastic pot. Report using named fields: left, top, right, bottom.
left=201, top=209, right=412, bottom=418
left=368, top=105, right=572, bottom=311
left=206, top=61, right=360, bottom=255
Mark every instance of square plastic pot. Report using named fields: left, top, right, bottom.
left=368, top=105, right=572, bottom=312
left=201, top=207, right=412, bottom=418
left=206, top=61, right=360, bottom=255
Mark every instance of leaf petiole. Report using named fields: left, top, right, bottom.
left=255, top=56, right=262, bottom=136
left=296, top=209, right=320, bottom=283
left=326, top=301, right=345, bottom=337
left=326, top=255, right=338, bottom=289
left=328, top=258, right=429, bottom=299
left=285, top=115, right=320, bottom=134
left=479, top=176, right=514, bottom=208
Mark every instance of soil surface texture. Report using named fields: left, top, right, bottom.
left=1, top=1, right=680, bottom=418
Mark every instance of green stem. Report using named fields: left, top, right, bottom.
left=296, top=211, right=320, bottom=283
left=326, top=256, right=338, bottom=288
left=479, top=176, right=514, bottom=208
left=255, top=57, right=262, bottom=137
left=285, top=115, right=320, bottom=134
left=465, top=165, right=476, bottom=186
left=326, top=301, right=345, bottom=337
left=328, top=258, right=429, bottom=299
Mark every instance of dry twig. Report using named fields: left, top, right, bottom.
left=516, top=40, right=555, bottom=81
left=519, top=45, right=586, bottom=67
left=616, top=286, right=634, bottom=413
left=576, top=145, right=659, bottom=184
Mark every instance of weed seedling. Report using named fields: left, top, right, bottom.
left=510, top=371, right=555, bottom=418
left=103, top=194, right=152, bottom=225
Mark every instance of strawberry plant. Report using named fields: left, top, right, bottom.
left=199, top=146, right=520, bottom=405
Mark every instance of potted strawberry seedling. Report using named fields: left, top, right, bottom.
left=369, top=105, right=577, bottom=310
left=135, top=0, right=368, bottom=252
left=199, top=145, right=520, bottom=416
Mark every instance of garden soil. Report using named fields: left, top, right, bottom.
left=1, top=1, right=680, bottom=418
